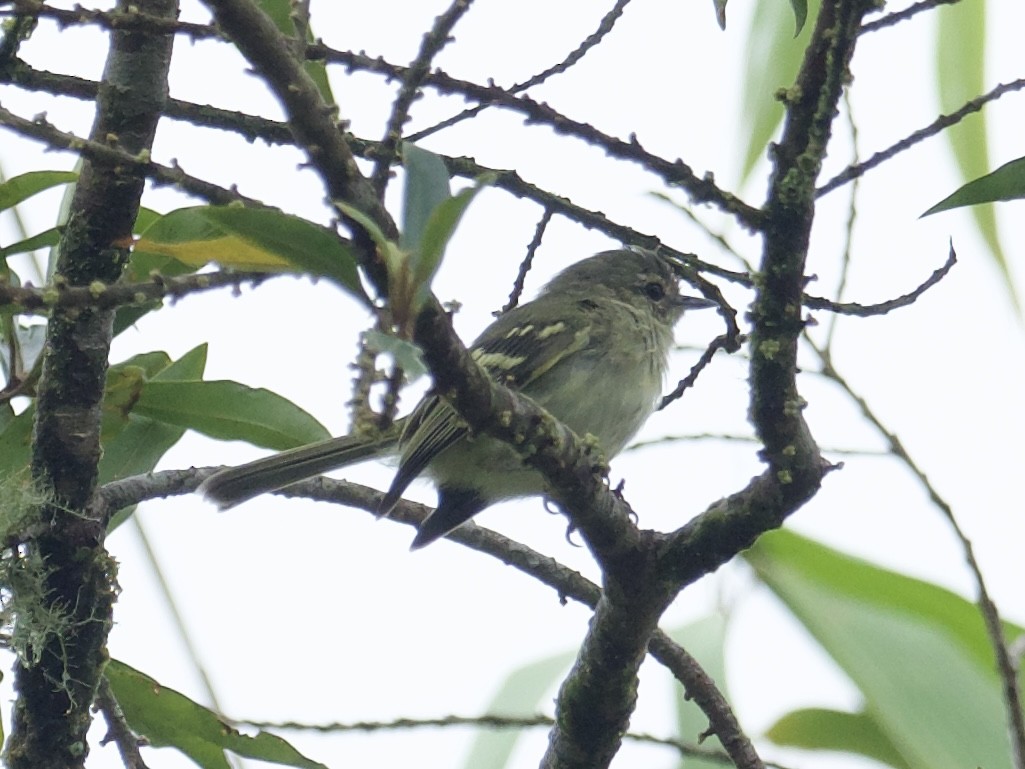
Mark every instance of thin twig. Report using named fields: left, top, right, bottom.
left=659, top=334, right=741, bottom=411
left=0, top=104, right=255, bottom=205
left=817, top=78, right=1025, bottom=197
left=235, top=712, right=790, bottom=767
left=0, top=270, right=275, bottom=315
left=370, top=0, right=474, bottom=194
left=96, top=677, right=150, bottom=769
left=313, top=46, right=764, bottom=229
left=409, top=0, right=635, bottom=142
left=803, top=243, right=956, bottom=316
left=2, top=0, right=218, bottom=39
left=860, top=0, right=961, bottom=35
left=500, top=207, right=553, bottom=313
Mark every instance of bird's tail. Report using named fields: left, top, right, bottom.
left=200, top=432, right=397, bottom=509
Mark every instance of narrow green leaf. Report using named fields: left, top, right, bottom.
left=745, top=530, right=1019, bottom=769
left=462, top=649, right=576, bottom=769
left=936, top=1, right=1015, bottom=309
left=401, top=142, right=452, bottom=252
left=667, top=615, right=729, bottom=769
left=414, top=176, right=493, bottom=297
left=134, top=380, right=330, bottom=450
left=789, top=0, right=808, bottom=34
left=767, top=707, right=912, bottom=769
left=107, top=659, right=328, bottom=769
left=0, top=170, right=77, bottom=211
left=0, top=227, right=60, bottom=259
left=198, top=207, right=364, bottom=299
left=738, top=0, right=822, bottom=182
left=922, top=156, right=1025, bottom=216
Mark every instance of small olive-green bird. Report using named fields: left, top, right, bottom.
left=200, top=248, right=714, bottom=548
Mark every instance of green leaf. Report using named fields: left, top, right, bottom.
left=789, top=0, right=808, bottom=34
left=767, top=707, right=912, bottom=769
left=0, top=407, right=33, bottom=478
left=155, top=343, right=208, bottom=381
left=0, top=227, right=60, bottom=259
left=99, top=346, right=209, bottom=490
left=255, top=0, right=333, bottom=103
left=461, top=648, right=576, bottom=769
left=922, top=156, right=1025, bottom=216
left=414, top=175, right=492, bottom=298
left=199, top=206, right=364, bottom=299
left=134, top=380, right=330, bottom=450
left=667, top=614, right=729, bottom=769
left=936, top=1, right=1015, bottom=309
left=116, top=212, right=198, bottom=336
left=745, top=530, right=1019, bottom=769
left=400, top=142, right=452, bottom=252
left=738, top=0, right=822, bottom=182
left=107, top=659, right=328, bottom=769
left=134, top=206, right=162, bottom=233
left=0, top=170, right=77, bottom=211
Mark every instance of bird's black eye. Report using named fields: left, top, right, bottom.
left=643, top=281, right=666, bottom=301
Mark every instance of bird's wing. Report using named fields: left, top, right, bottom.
left=379, top=301, right=593, bottom=514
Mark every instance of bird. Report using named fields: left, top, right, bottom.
left=200, top=248, right=715, bottom=549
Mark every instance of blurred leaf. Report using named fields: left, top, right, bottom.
left=0, top=170, right=77, bottom=211
left=134, top=379, right=330, bottom=450
left=936, top=1, right=1014, bottom=309
left=789, top=0, right=808, bottom=34
left=667, top=614, right=729, bottom=769
left=364, top=329, right=427, bottom=381
left=922, top=156, right=1025, bottom=216
left=255, top=0, right=333, bottom=103
left=0, top=323, right=46, bottom=379
left=767, top=707, right=912, bottom=769
left=400, top=142, right=452, bottom=253
left=745, top=529, right=1018, bottom=769
left=739, top=0, right=821, bottom=183
left=414, top=175, right=493, bottom=301
left=462, top=648, right=576, bottom=769
left=107, top=659, right=328, bottom=769
left=713, top=0, right=727, bottom=30
left=0, top=227, right=60, bottom=259
left=0, top=407, right=33, bottom=478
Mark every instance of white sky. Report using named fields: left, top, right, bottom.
left=1, top=1, right=1024, bottom=768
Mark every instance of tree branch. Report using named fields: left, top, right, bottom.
left=6, top=1, right=177, bottom=765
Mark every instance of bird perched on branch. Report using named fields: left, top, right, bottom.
left=200, top=248, right=715, bottom=548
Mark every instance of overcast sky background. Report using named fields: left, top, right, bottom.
left=1, top=1, right=1024, bottom=767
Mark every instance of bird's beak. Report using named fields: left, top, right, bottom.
left=676, top=295, right=718, bottom=311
